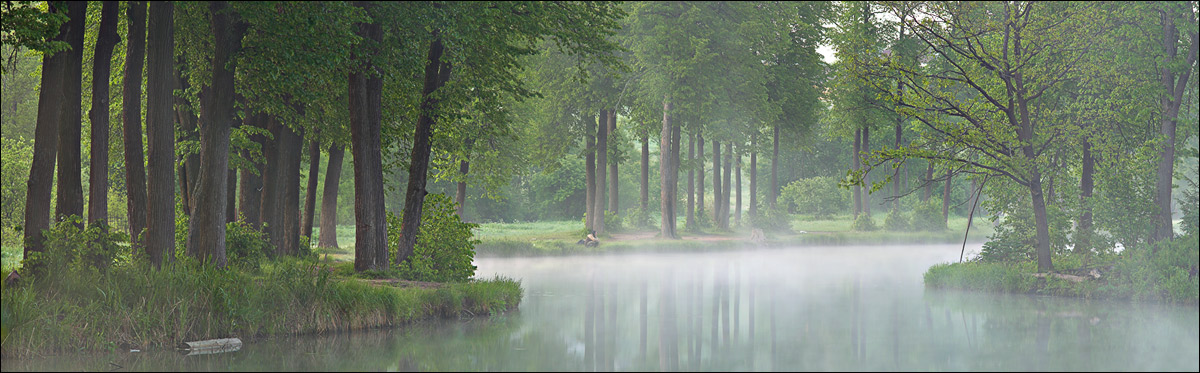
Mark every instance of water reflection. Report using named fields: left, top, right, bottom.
left=3, top=244, right=1197, bottom=371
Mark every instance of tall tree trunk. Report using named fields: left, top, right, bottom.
left=55, top=0, right=86, bottom=226
left=922, top=163, right=934, bottom=202
left=279, top=125, right=303, bottom=256
left=302, top=139, right=320, bottom=238
left=660, top=97, right=677, bottom=238
left=122, top=1, right=148, bottom=246
left=862, top=127, right=870, bottom=216
left=586, top=113, right=596, bottom=230
left=225, top=169, right=237, bottom=223
left=349, top=2, right=387, bottom=271
left=318, top=145, right=344, bottom=249
left=722, top=142, right=732, bottom=229
left=686, top=131, right=695, bottom=230
left=1077, top=140, right=1094, bottom=253
left=397, top=32, right=452, bottom=265
left=735, top=147, right=742, bottom=227
left=852, top=128, right=861, bottom=219
left=145, top=1, right=175, bottom=267
left=608, top=110, right=618, bottom=213
left=712, top=138, right=721, bottom=225
left=259, top=117, right=282, bottom=245
left=671, top=120, right=681, bottom=236
left=640, top=133, right=648, bottom=211
left=697, top=133, right=705, bottom=220
left=749, top=133, right=757, bottom=223
left=22, top=2, right=70, bottom=273
left=1153, top=4, right=1198, bottom=242
left=594, top=109, right=608, bottom=234
left=941, top=170, right=952, bottom=222
left=1030, top=170, right=1054, bottom=273
left=88, top=1, right=119, bottom=227
left=770, top=125, right=779, bottom=209
left=186, top=1, right=244, bottom=268
left=238, top=114, right=266, bottom=227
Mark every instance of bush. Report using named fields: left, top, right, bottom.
left=749, top=205, right=792, bottom=232
left=910, top=199, right=947, bottom=232
left=884, top=208, right=910, bottom=231
left=851, top=214, right=878, bottom=231
left=603, top=210, right=623, bottom=233
left=1, top=137, right=33, bottom=242
left=388, top=193, right=479, bottom=283
left=780, top=177, right=848, bottom=219
left=623, top=206, right=655, bottom=230
left=23, top=215, right=130, bottom=275
left=1180, top=174, right=1198, bottom=238
left=224, top=220, right=273, bottom=271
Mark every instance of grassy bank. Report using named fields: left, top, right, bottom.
left=0, top=258, right=521, bottom=358
left=923, top=235, right=1199, bottom=305
left=473, top=213, right=995, bottom=257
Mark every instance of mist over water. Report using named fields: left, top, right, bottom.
left=5, top=244, right=1197, bottom=371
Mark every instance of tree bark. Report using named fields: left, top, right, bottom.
left=238, top=114, right=266, bottom=227
left=122, top=1, right=148, bottom=245
left=1153, top=4, right=1198, bottom=242
left=145, top=0, right=175, bottom=267
left=660, top=97, right=677, bottom=238
left=225, top=169, right=237, bottom=223
left=640, top=133, right=648, bottom=211
left=941, top=170, right=952, bottom=222
left=278, top=125, right=303, bottom=256
left=23, top=2, right=70, bottom=272
left=608, top=110, right=618, bottom=213
left=686, top=130, right=695, bottom=230
left=397, top=32, right=451, bottom=265
left=722, top=142, right=732, bottom=229
left=770, top=125, right=779, bottom=209
left=175, top=54, right=199, bottom=216
left=922, top=163, right=934, bottom=202
left=318, top=145, right=344, bottom=249
left=749, top=133, right=757, bottom=223
left=735, top=147, right=742, bottom=227
left=586, top=113, right=596, bottom=230
left=88, top=1, right=119, bottom=227
left=862, top=126, right=870, bottom=216
left=54, top=0, right=86, bottom=226
left=349, top=2, right=387, bottom=271
left=1077, top=139, right=1094, bottom=253
left=186, top=1, right=245, bottom=268
left=852, top=128, right=861, bottom=219
left=259, top=117, right=282, bottom=245
left=697, top=132, right=705, bottom=220
left=712, top=138, right=722, bottom=225
left=302, top=138, right=321, bottom=239
left=594, top=109, right=608, bottom=234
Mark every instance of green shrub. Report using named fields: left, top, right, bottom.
left=224, top=220, right=273, bottom=271
left=1180, top=174, right=1198, bottom=238
left=910, top=199, right=947, bottom=232
left=623, top=206, right=655, bottom=230
left=851, top=214, right=878, bottom=232
left=749, top=205, right=791, bottom=232
left=1, top=137, right=32, bottom=243
left=23, top=216, right=130, bottom=274
left=884, top=208, right=910, bottom=231
left=388, top=193, right=479, bottom=283
left=780, top=177, right=848, bottom=219
left=603, top=210, right=623, bottom=233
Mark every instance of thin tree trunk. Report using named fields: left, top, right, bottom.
left=145, top=0, right=175, bottom=266
left=749, top=133, right=757, bottom=223
left=712, top=138, right=722, bottom=225
left=55, top=0, right=86, bottom=225
left=397, top=32, right=452, bottom=265
left=349, top=1, right=387, bottom=271
left=318, top=145, right=344, bottom=249
left=586, top=113, right=596, bottom=230
left=302, top=139, right=320, bottom=238
left=640, top=133, right=648, bottom=211
left=238, top=114, right=266, bottom=227
left=852, top=128, right=861, bottom=219
left=1153, top=5, right=1198, bottom=242
left=697, top=132, right=705, bottom=221
left=922, top=163, right=934, bottom=202
left=660, top=97, right=676, bottom=238
left=941, top=170, right=952, bottom=222
left=122, top=1, right=148, bottom=245
left=226, top=169, right=237, bottom=223
left=770, top=125, right=779, bottom=209
left=186, top=1, right=244, bottom=267
left=22, top=2, right=70, bottom=272
left=88, top=1, right=119, bottom=227
left=862, top=127, right=870, bottom=216
left=1077, top=139, right=1094, bottom=253
left=722, top=142, right=732, bottom=229
left=686, top=131, right=695, bottom=230
left=608, top=110, right=618, bottom=213
left=594, top=109, right=608, bottom=234
left=893, top=122, right=902, bottom=211
left=735, top=147, right=742, bottom=227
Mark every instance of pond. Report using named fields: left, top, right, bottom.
left=3, top=243, right=1197, bottom=371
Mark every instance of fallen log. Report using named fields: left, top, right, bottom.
left=178, top=337, right=242, bottom=356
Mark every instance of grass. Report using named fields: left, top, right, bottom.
left=923, top=235, right=1199, bottom=305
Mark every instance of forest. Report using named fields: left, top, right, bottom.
left=1, top=1, right=1197, bottom=369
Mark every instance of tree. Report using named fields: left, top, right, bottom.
left=122, top=0, right=147, bottom=246
left=1, top=1, right=68, bottom=75
left=348, top=1, right=387, bottom=271
left=53, top=0, right=84, bottom=224
left=145, top=0, right=174, bottom=266
left=22, top=1, right=70, bottom=274
left=1152, top=2, right=1198, bottom=242
left=317, top=145, right=344, bottom=249
left=86, top=1, right=118, bottom=227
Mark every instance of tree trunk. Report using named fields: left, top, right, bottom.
left=749, top=133, right=757, bottom=223
left=660, top=97, right=677, bottom=238
left=686, top=131, right=695, bottom=230
left=1153, top=4, right=1198, bottom=242
left=770, top=125, right=779, bottom=209
left=1077, top=139, right=1094, bottom=253
left=145, top=1, right=175, bottom=267
left=586, top=113, right=596, bottom=230
left=88, top=1, right=119, bottom=227
left=55, top=0, right=86, bottom=226
left=397, top=32, right=451, bottom=265
left=894, top=120, right=902, bottom=211
left=225, top=169, right=237, bottom=223
left=722, top=142, right=732, bottom=229
left=852, top=128, right=861, bottom=219
left=697, top=132, right=705, bottom=220
left=278, top=125, right=303, bottom=256
left=122, top=1, right=148, bottom=245
left=349, top=2, right=387, bottom=271
left=671, top=119, right=681, bottom=236
left=712, top=138, right=722, bottom=225
left=1030, top=170, right=1054, bottom=273
left=941, top=170, right=952, bottom=222
left=259, top=117, right=282, bottom=246
left=862, top=127, right=870, bottom=216
left=302, top=139, right=320, bottom=238
left=594, top=109, right=608, bottom=234
left=640, top=133, right=648, bottom=211
left=608, top=110, right=618, bottom=213
left=22, top=2, right=70, bottom=272
left=735, top=147, right=742, bottom=227
left=186, top=1, right=244, bottom=268
left=318, top=145, right=344, bottom=249
left=922, top=163, right=934, bottom=202
left=238, top=114, right=266, bottom=227
left=456, top=159, right=469, bottom=218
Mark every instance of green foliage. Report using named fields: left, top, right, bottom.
left=780, top=177, right=847, bottom=219
left=749, top=205, right=791, bottom=232
left=1179, top=175, right=1198, bottom=238
left=0, top=1, right=69, bottom=74
left=979, top=200, right=1071, bottom=262
left=602, top=210, right=623, bottom=233
left=883, top=208, right=910, bottom=231
left=0, top=137, right=32, bottom=244
left=224, top=220, right=273, bottom=271
left=22, top=216, right=129, bottom=275
left=388, top=194, right=478, bottom=283
left=850, top=214, right=878, bottom=232
left=910, top=199, right=947, bottom=232
left=623, top=206, right=655, bottom=230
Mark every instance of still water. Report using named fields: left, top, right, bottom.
left=3, top=244, right=1198, bottom=371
